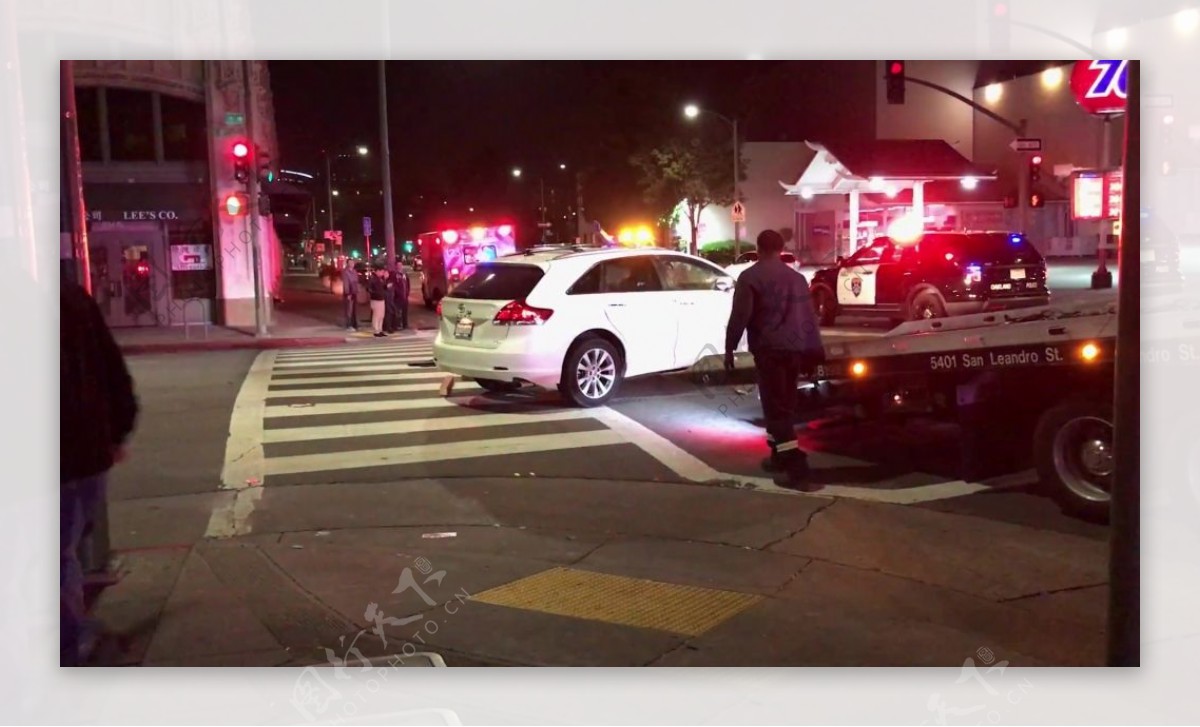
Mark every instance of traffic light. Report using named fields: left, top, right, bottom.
left=885, top=60, right=905, bottom=105
left=231, top=140, right=250, bottom=184
left=1028, top=154, right=1043, bottom=185
left=223, top=193, right=249, bottom=216
left=403, top=241, right=413, bottom=253
left=258, top=192, right=272, bottom=216
left=256, top=145, right=275, bottom=184
left=1002, top=194, right=1018, bottom=209
left=1029, top=192, right=1045, bottom=208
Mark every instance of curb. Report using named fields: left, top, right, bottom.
left=119, top=336, right=350, bottom=355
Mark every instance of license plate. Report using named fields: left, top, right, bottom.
left=454, top=317, right=474, bottom=340
left=1009, top=268, right=1026, bottom=280
left=990, top=283, right=1013, bottom=291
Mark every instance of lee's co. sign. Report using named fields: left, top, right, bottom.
left=86, top=209, right=181, bottom=222
left=1070, top=59, right=1127, bottom=116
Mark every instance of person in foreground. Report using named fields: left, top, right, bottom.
left=60, top=279, right=138, bottom=665
left=724, top=229, right=826, bottom=489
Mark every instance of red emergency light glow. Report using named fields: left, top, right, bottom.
left=232, top=142, right=250, bottom=158
left=470, top=226, right=486, bottom=241
left=889, top=61, right=903, bottom=75
left=441, top=230, right=459, bottom=244
left=497, top=224, right=513, bottom=237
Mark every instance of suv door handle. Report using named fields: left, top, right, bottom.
left=607, top=303, right=625, bottom=308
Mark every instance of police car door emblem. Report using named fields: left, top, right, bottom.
left=850, top=276, right=863, bottom=297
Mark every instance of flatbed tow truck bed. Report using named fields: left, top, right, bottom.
left=808, top=295, right=1119, bottom=521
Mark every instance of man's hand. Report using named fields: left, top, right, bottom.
left=723, top=351, right=736, bottom=373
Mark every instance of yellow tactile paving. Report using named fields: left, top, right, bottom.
left=470, top=567, right=763, bottom=637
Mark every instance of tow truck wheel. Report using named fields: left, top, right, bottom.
left=813, top=287, right=838, bottom=326
left=908, top=290, right=947, bottom=321
left=476, top=378, right=520, bottom=393
left=561, top=337, right=623, bottom=407
left=1033, top=399, right=1113, bottom=523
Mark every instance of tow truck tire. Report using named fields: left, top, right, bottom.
left=1033, top=399, right=1113, bottom=523
left=561, top=336, right=623, bottom=407
left=908, top=289, right=947, bottom=321
left=812, top=286, right=838, bottom=326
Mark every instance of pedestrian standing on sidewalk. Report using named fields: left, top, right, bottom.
left=723, top=229, right=825, bottom=489
left=340, top=263, right=359, bottom=331
left=382, top=268, right=398, bottom=334
left=61, top=279, right=138, bottom=665
left=393, top=260, right=410, bottom=331
left=367, top=266, right=389, bottom=338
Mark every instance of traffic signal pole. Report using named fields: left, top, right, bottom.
left=243, top=60, right=268, bottom=337
left=379, top=60, right=397, bottom=269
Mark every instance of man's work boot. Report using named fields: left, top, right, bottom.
left=771, top=449, right=813, bottom=491
left=760, top=438, right=780, bottom=473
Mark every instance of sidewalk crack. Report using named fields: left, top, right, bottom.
left=759, top=499, right=837, bottom=551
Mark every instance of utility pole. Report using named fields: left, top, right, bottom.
left=576, top=171, right=586, bottom=243
left=1107, top=59, right=1140, bottom=668
left=1016, top=119, right=1029, bottom=234
left=324, top=152, right=334, bottom=230
left=732, top=117, right=741, bottom=259
left=243, top=60, right=268, bottom=337
left=379, top=60, right=397, bottom=269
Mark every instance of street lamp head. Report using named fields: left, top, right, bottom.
left=559, top=163, right=567, bottom=170
left=512, top=167, right=522, bottom=178
left=357, top=146, right=369, bottom=156
left=683, top=104, right=701, bottom=119
left=332, top=190, right=340, bottom=197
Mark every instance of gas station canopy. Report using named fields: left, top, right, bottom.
left=780, top=139, right=998, bottom=197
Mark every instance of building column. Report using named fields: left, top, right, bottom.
left=912, top=181, right=926, bottom=222
left=848, top=189, right=860, bottom=255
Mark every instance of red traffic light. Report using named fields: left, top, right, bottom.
left=889, top=61, right=903, bottom=76
left=232, top=142, right=250, bottom=158
left=993, top=2, right=1008, bottom=17
left=1030, top=155, right=1043, bottom=166
left=223, top=193, right=248, bottom=216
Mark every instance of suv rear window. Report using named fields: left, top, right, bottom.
left=960, top=233, right=1043, bottom=264
left=450, top=263, right=544, bottom=300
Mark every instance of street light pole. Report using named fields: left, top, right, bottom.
left=324, top=151, right=334, bottom=231
left=243, top=60, right=268, bottom=337
left=379, top=60, right=397, bottom=269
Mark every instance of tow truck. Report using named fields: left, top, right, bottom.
left=807, top=294, right=1118, bottom=521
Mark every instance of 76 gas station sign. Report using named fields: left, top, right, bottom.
left=1070, top=60, right=1128, bottom=116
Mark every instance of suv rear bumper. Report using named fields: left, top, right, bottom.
left=433, top=334, right=562, bottom=389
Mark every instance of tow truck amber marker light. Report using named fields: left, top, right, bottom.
left=850, top=361, right=868, bottom=377
left=1080, top=342, right=1100, bottom=361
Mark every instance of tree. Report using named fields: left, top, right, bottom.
left=631, top=134, right=745, bottom=256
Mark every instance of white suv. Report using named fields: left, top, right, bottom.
left=725, top=250, right=799, bottom=279
left=433, top=246, right=738, bottom=406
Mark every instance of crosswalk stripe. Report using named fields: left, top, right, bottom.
left=263, top=429, right=626, bottom=476
left=274, top=357, right=433, bottom=370
left=268, top=372, right=451, bottom=385
left=277, top=345, right=432, bottom=360
left=262, top=409, right=591, bottom=443
left=265, top=381, right=481, bottom=398
left=275, top=348, right=432, bottom=360
left=265, top=397, right=461, bottom=418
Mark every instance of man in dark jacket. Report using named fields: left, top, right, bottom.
left=340, top=264, right=359, bottom=331
left=393, top=261, right=410, bottom=330
left=61, top=279, right=138, bottom=665
left=367, top=267, right=389, bottom=337
left=724, top=229, right=825, bottom=488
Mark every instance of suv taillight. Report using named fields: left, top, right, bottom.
left=493, top=300, right=553, bottom=326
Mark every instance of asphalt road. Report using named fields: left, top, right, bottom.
left=107, top=260, right=1117, bottom=554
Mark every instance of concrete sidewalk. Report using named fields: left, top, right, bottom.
left=114, top=273, right=434, bottom=354
left=88, top=476, right=1108, bottom=667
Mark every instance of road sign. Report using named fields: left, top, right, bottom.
left=537, top=222, right=552, bottom=228
left=1070, top=60, right=1128, bottom=116
left=1009, top=138, right=1043, bottom=152
left=731, top=201, right=746, bottom=223
left=224, top=112, right=245, bottom=126
left=363, top=217, right=372, bottom=237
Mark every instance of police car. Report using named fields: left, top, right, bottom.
left=808, top=231, right=1050, bottom=326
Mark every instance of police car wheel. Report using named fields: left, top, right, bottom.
left=1033, top=399, right=1112, bottom=523
left=813, top=287, right=838, bottom=326
left=561, top=337, right=623, bottom=407
left=908, top=290, right=947, bottom=321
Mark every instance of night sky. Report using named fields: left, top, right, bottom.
left=267, top=61, right=877, bottom=243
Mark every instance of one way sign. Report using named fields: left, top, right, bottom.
left=731, top=201, right=746, bottom=222
left=1010, top=137, right=1043, bottom=152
